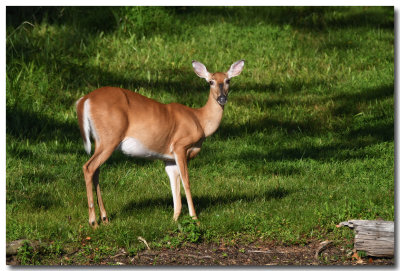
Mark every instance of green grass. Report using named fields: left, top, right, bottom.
left=6, top=6, right=394, bottom=264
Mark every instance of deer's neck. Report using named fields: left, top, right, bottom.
left=196, top=91, right=224, bottom=138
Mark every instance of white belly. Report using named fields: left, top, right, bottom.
left=118, top=137, right=174, bottom=161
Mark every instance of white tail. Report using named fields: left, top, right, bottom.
left=76, top=98, right=98, bottom=155
left=76, top=60, right=244, bottom=228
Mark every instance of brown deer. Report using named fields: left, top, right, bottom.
left=76, top=60, right=244, bottom=228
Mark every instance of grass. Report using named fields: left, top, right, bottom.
left=6, top=6, right=394, bottom=264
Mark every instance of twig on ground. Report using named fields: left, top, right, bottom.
left=138, top=236, right=151, bottom=250
left=110, top=249, right=127, bottom=259
left=315, top=240, right=333, bottom=259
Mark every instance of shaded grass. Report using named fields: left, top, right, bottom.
left=6, top=6, right=394, bottom=263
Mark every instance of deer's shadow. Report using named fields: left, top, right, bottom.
left=110, top=186, right=291, bottom=221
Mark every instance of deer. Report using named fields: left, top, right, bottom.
left=75, top=60, right=245, bottom=228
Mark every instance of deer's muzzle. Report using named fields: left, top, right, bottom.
left=217, top=83, right=227, bottom=106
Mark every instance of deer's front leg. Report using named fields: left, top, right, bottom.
left=173, top=148, right=198, bottom=220
left=165, top=161, right=182, bottom=221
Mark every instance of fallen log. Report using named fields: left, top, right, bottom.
left=339, top=220, right=394, bottom=257
left=6, top=239, right=41, bottom=256
left=6, top=240, right=26, bottom=256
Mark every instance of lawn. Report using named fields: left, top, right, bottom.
left=6, top=6, right=394, bottom=264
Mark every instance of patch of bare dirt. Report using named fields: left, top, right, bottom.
left=124, top=241, right=393, bottom=266
left=7, top=239, right=394, bottom=266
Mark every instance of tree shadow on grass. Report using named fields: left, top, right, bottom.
left=7, top=189, right=63, bottom=211
left=7, top=7, right=393, bottom=39
left=216, top=83, right=393, bottom=163
left=222, top=84, right=393, bottom=133
left=235, top=129, right=392, bottom=164
left=6, top=105, right=80, bottom=143
left=6, top=7, right=119, bottom=33
left=176, top=6, right=393, bottom=31
left=114, top=186, right=291, bottom=220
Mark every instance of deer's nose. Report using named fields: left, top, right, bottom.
left=217, top=95, right=227, bottom=105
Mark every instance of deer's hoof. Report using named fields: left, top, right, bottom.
left=102, top=216, right=109, bottom=224
left=89, top=220, right=98, bottom=229
left=193, top=217, right=200, bottom=226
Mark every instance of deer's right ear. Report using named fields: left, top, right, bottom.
left=192, top=61, right=211, bottom=81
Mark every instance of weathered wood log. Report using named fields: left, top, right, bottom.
left=339, top=220, right=394, bottom=257
left=6, top=240, right=26, bottom=256
left=6, top=239, right=41, bottom=256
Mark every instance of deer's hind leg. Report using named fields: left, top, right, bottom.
left=83, top=143, right=118, bottom=228
left=93, top=168, right=109, bottom=224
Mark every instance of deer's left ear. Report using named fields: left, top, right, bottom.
left=227, top=60, right=245, bottom=79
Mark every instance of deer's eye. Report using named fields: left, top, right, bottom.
left=226, top=79, right=230, bottom=84
left=209, top=81, right=214, bottom=85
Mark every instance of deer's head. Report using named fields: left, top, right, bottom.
left=192, top=60, right=245, bottom=106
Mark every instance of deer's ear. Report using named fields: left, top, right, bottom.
left=227, top=60, right=245, bottom=78
left=192, top=61, right=211, bottom=80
